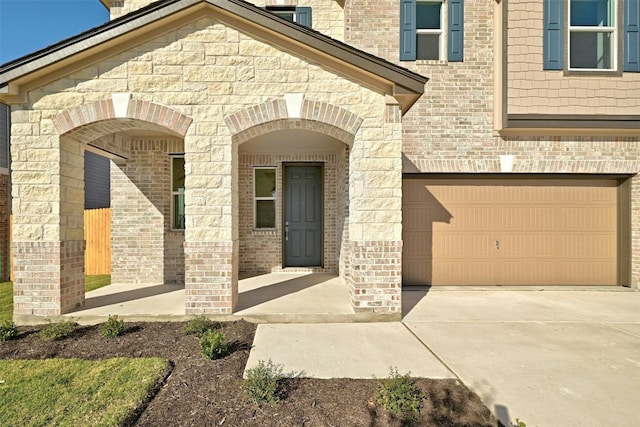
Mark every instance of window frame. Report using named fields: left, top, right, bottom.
left=170, top=155, right=185, bottom=231
left=416, top=0, right=445, bottom=61
left=253, top=166, right=277, bottom=230
left=567, top=0, right=618, bottom=71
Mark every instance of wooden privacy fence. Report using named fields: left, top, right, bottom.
left=10, top=208, right=111, bottom=278
left=84, top=208, right=111, bottom=275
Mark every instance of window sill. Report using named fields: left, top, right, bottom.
left=252, top=228, right=277, bottom=233
left=415, top=59, right=448, bottom=66
left=170, top=228, right=185, bottom=233
left=563, top=69, right=622, bottom=77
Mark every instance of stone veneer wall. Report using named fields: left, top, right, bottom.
left=111, top=138, right=185, bottom=284
left=238, top=152, right=341, bottom=273
left=12, top=12, right=401, bottom=316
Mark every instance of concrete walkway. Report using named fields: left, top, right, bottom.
left=247, top=288, right=640, bottom=427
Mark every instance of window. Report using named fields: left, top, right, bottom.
left=266, top=6, right=312, bottom=28
left=416, top=2, right=444, bottom=60
left=400, top=0, right=464, bottom=62
left=171, top=156, right=185, bottom=230
left=543, top=0, right=640, bottom=72
left=254, top=167, right=276, bottom=229
left=569, top=0, right=617, bottom=70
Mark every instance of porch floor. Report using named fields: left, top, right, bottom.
left=67, top=272, right=360, bottom=324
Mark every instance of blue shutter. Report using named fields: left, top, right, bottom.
left=400, top=0, right=416, bottom=61
left=543, top=0, right=564, bottom=70
left=447, top=0, right=464, bottom=62
left=624, top=0, right=640, bottom=72
left=296, top=7, right=312, bottom=28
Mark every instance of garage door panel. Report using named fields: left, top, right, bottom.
left=403, top=178, right=619, bottom=286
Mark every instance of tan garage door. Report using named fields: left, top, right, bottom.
left=403, top=178, right=618, bottom=286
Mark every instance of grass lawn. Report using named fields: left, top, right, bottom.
left=0, top=358, right=170, bottom=427
left=0, top=275, right=111, bottom=320
left=85, top=274, right=111, bottom=292
left=0, top=281, right=12, bottom=321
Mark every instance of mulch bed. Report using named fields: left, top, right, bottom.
left=1, top=321, right=502, bottom=426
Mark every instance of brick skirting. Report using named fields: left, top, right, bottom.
left=184, top=240, right=238, bottom=314
left=12, top=240, right=85, bottom=316
left=346, top=240, right=402, bottom=313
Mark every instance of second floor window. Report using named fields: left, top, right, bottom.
left=569, top=0, right=617, bottom=70
left=400, top=0, right=464, bottom=62
left=266, top=6, right=312, bottom=28
left=543, top=0, right=640, bottom=72
left=416, top=1, right=444, bottom=60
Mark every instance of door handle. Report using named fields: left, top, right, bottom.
left=495, top=240, right=500, bottom=250
left=285, top=226, right=289, bottom=241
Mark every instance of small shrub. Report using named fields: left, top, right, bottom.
left=101, top=315, right=125, bottom=338
left=38, top=319, right=76, bottom=341
left=244, top=359, right=284, bottom=404
left=0, top=319, right=18, bottom=342
left=184, top=315, right=219, bottom=337
left=513, top=418, right=527, bottom=427
left=375, top=367, right=423, bottom=420
left=199, top=330, right=228, bottom=360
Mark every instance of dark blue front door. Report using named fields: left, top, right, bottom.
left=284, top=166, right=322, bottom=267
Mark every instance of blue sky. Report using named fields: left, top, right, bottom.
left=0, top=0, right=109, bottom=64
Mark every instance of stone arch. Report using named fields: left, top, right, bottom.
left=224, top=96, right=364, bottom=145
left=52, top=95, right=193, bottom=143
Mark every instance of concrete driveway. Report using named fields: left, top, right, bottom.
left=402, top=288, right=640, bottom=427
left=248, top=287, right=640, bottom=427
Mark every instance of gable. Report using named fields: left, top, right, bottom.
left=0, top=0, right=426, bottom=113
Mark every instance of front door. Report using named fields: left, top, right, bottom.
left=284, top=166, right=323, bottom=267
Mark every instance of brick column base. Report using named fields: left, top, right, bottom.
left=184, top=240, right=238, bottom=314
left=346, top=240, right=402, bottom=314
left=12, top=240, right=85, bottom=317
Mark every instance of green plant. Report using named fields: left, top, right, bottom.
left=244, top=359, right=284, bottom=404
left=199, top=330, right=228, bottom=360
left=38, top=319, right=76, bottom=341
left=513, top=418, right=527, bottom=427
left=375, top=367, right=423, bottom=420
left=101, top=315, right=125, bottom=338
left=184, top=315, right=219, bottom=337
left=0, top=319, right=18, bottom=341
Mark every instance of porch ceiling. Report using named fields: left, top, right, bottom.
left=238, top=129, right=344, bottom=154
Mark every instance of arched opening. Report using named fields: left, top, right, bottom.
left=12, top=99, right=192, bottom=321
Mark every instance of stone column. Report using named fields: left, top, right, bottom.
left=346, top=102, right=403, bottom=317
left=183, top=132, right=238, bottom=315
left=12, top=114, right=85, bottom=319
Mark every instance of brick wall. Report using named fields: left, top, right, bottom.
left=345, top=0, right=496, bottom=168
left=238, top=152, right=341, bottom=273
left=0, top=173, right=9, bottom=282
left=111, top=138, right=185, bottom=284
